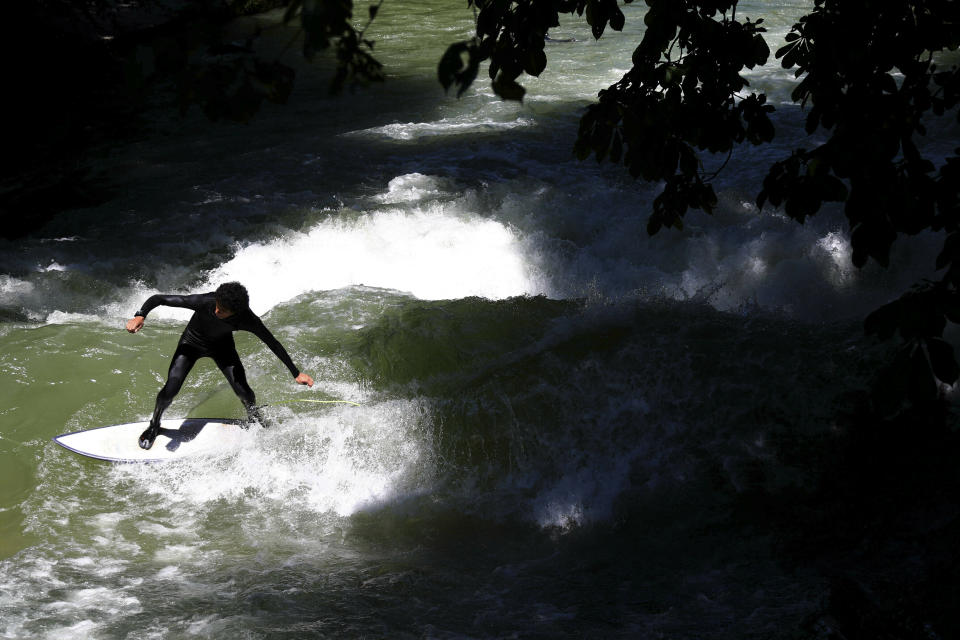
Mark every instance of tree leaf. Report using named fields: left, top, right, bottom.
left=524, top=49, right=547, bottom=77
left=610, top=130, right=623, bottom=163
left=284, top=0, right=303, bottom=25
left=908, top=342, right=939, bottom=404
left=438, top=42, right=469, bottom=93
left=926, top=337, right=960, bottom=384
left=438, top=41, right=480, bottom=97
left=493, top=74, right=526, bottom=101
left=610, top=8, right=625, bottom=32
left=872, top=353, right=909, bottom=416
left=864, top=300, right=900, bottom=340
left=752, top=34, right=770, bottom=67
left=936, top=232, right=960, bottom=270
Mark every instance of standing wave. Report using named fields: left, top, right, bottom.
left=342, top=294, right=879, bottom=530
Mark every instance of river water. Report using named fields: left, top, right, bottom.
left=0, top=1, right=955, bottom=638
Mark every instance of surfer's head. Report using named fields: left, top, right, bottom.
left=215, top=282, right=249, bottom=318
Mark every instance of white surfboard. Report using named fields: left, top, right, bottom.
left=53, top=418, right=250, bottom=463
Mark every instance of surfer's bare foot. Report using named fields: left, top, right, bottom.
left=138, top=424, right=159, bottom=449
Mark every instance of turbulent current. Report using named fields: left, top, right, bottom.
left=0, top=1, right=955, bottom=638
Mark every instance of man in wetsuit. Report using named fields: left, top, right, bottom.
left=126, top=282, right=314, bottom=450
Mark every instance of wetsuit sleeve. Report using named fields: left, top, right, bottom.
left=135, top=293, right=213, bottom=318
left=245, top=315, right=301, bottom=378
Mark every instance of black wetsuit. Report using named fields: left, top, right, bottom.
left=135, top=293, right=300, bottom=432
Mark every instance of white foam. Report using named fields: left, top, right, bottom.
left=0, top=275, right=33, bottom=296
left=345, top=116, right=534, bottom=141
left=812, top=231, right=857, bottom=288
left=202, top=202, right=540, bottom=309
left=92, top=512, right=124, bottom=532
left=108, top=399, right=433, bottom=527
left=156, top=565, right=181, bottom=580
left=373, top=173, right=447, bottom=204
left=41, top=585, right=141, bottom=619
left=43, top=620, right=101, bottom=640
left=43, top=311, right=101, bottom=325
left=154, top=544, right=197, bottom=563
left=39, top=236, right=80, bottom=243
left=535, top=498, right=585, bottom=531
left=186, top=615, right=224, bottom=635
left=37, top=261, right=68, bottom=273
left=107, top=175, right=543, bottom=317
left=532, top=459, right=629, bottom=531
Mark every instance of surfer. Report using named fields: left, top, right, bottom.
left=125, top=282, right=314, bottom=450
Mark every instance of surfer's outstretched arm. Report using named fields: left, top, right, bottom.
left=125, top=293, right=212, bottom=333
left=244, top=315, right=315, bottom=387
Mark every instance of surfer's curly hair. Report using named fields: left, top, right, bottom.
left=215, top=282, right=249, bottom=313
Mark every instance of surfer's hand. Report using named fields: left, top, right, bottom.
left=295, top=372, right=314, bottom=387
left=126, top=316, right=145, bottom=333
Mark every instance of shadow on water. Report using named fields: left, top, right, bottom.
left=322, top=292, right=960, bottom=638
